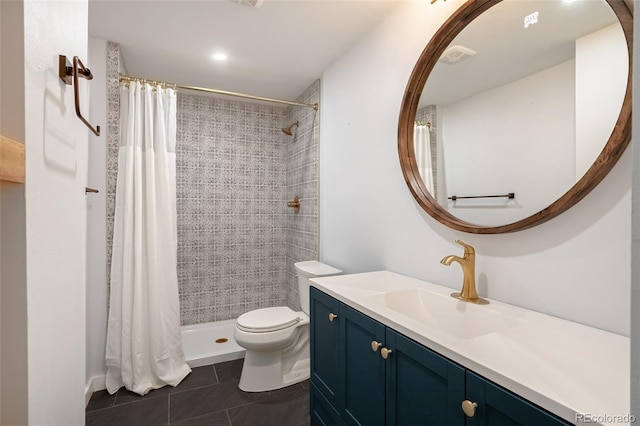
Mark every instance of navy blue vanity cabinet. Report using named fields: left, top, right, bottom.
left=341, top=305, right=465, bottom=425
left=311, top=287, right=465, bottom=426
left=310, top=287, right=345, bottom=423
left=464, top=372, right=572, bottom=426
left=342, top=304, right=386, bottom=426
left=310, top=380, right=346, bottom=426
left=385, top=328, right=465, bottom=425
left=310, top=288, right=570, bottom=426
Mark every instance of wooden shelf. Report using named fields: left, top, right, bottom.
left=0, top=135, right=25, bottom=183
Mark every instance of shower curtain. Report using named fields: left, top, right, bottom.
left=105, top=81, right=191, bottom=395
left=414, top=123, right=435, bottom=194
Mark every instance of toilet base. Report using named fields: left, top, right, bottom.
left=239, top=350, right=309, bottom=392
left=238, top=328, right=310, bottom=392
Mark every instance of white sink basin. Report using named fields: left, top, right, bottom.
left=364, top=288, right=525, bottom=339
left=312, top=274, right=416, bottom=297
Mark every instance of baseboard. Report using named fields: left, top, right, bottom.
left=85, top=374, right=107, bottom=407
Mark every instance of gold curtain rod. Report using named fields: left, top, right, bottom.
left=119, top=74, right=318, bottom=111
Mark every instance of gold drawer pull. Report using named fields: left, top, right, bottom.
left=371, top=341, right=382, bottom=352
left=328, top=312, right=338, bottom=322
left=461, top=400, right=477, bottom=417
left=380, top=347, right=393, bottom=360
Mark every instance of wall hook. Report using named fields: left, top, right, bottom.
left=59, top=55, right=101, bottom=136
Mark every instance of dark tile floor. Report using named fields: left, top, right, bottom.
left=86, top=359, right=310, bottom=426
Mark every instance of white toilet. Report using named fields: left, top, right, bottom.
left=234, top=260, right=341, bottom=392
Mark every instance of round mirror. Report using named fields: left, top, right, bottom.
left=398, top=0, right=632, bottom=234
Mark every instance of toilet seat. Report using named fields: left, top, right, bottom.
left=237, top=307, right=301, bottom=333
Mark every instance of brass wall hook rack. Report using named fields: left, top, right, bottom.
left=59, top=55, right=101, bottom=136
left=287, top=196, right=300, bottom=213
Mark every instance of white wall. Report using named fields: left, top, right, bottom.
left=440, top=60, right=575, bottom=225
left=320, top=0, right=630, bottom=336
left=86, top=37, right=109, bottom=400
left=23, top=0, right=89, bottom=423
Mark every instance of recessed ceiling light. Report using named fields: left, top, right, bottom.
left=212, top=53, right=228, bottom=62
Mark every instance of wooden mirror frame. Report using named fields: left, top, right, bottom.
left=398, top=0, right=633, bottom=234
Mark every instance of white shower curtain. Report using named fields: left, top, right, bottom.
left=106, top=81, right=191, bottom=396
left=414, top=124, right=435, bottom=194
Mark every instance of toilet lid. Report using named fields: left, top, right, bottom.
left=237, top=307, right=301, bottom=333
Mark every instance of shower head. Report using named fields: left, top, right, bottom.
left=281, top=121, right=299, bottom=136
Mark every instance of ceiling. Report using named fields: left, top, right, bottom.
left=88, top=0, right=402, bottom=102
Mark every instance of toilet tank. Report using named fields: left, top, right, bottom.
left=294, top=260, right=342, bottom=314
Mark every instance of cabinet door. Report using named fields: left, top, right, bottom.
left=385, top=329, right=466, bottom=426
left=465, top=371, right=572, bottom=426
left=311, top=381, right=346, bottom=426
left=343, top=305, right=386, bottom=426
left=310, top=287, right=345, bottom=412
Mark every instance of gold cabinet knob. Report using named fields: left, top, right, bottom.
left=328, top=312, right=338, bottom=322
left=380, top=347, right=393, bottom=360
left=371, top=341, right=382, bottom=352
left=461, top=400, right=477, bottom=417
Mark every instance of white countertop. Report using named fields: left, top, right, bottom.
left=310, top=271, right=630, bottom=426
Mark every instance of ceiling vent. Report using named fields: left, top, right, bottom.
left=438, top=45, right=477, bottom=65
left=230, top=0, right=264, bottom=8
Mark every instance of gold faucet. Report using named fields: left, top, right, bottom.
left=441, top=240, right=489, bottom=305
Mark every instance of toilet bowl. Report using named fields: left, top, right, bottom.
left=234, top=260, right=341, bottom=392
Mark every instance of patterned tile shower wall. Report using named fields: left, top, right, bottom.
left=175, top=95, right=288, bottom=324
left=106, top=41, right=124, bottom=293
left=105, top=43, right=320, bottom=324
left=284, top=81, right=321, bottom=310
